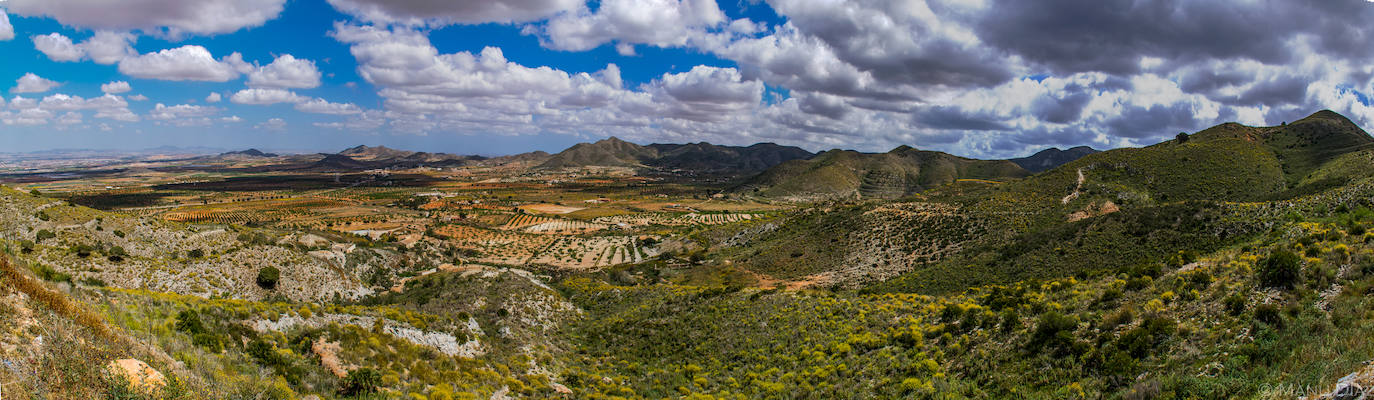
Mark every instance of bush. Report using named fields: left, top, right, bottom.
left=256, top=266, right=281, bottom=290
left=35, top=229, right=56, bottom=242
left=1223, top=294, right=1246, bottom=316
left=1257, top=250, right=1301, bottom=289
left=175, top=309, right=207, bottom=334
left=1028, top=311, right=1080, bottom=354
left=1254, top=304, right=1283, bottom=326
left=187, top=249, right=205, bottom=259
left=341, top=368, right=383, bottom=396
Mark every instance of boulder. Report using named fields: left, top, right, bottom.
left=106, top=359, right=166, bottom=391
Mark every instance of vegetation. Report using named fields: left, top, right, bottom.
left=2, top=110, right=1373, bottom=399
left=257, top=266, right=281, bottom=289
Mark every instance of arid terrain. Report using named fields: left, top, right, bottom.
left=5, top=112, right=1374, bottom=399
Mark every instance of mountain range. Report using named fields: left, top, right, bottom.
left=734, top=145, right=1032, bottom=200
left=1009, top=146, right=1100, bottom=172
left=210, top=137, right=1101, bottom=185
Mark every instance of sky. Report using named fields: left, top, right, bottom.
left=1, top=0, right=1373, bottom=158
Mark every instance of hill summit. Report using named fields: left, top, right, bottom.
left=538, top=137, right=814, bottom=175
left=737, top=145, right=1030, bottom=200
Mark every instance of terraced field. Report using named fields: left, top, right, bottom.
left=594, top=212, right=757, bottom=227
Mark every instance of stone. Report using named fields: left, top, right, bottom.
left=106, top=359, right=166, bottom=391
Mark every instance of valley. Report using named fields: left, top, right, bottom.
left=4, top=111, right=1374, bottom=399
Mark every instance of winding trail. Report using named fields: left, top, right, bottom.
left=1061, top=168, right=1085, bottom=205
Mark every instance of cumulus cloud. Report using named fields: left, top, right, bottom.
left=32, top=33, right=84, bottom=61
left=12, top=73, right=61, bottom=93
left=536, top=0, right=726, bottom=51
left=101, top=81, right=132, bottom=94
left=6, top=0, right=287, bottom=37
left=117, top=45, right=251, bottom=82
left=0, top=10, right=14, bottom=41
left=33, top=32, right=139, bottom=65
left=255, top=117, right=287, bottom=132
left=24, top=93, right=140, bottom=123
left=325, top=0, right=580, bottom=26
left=247, top=54, right=322, bottom=89
left=229, top=88, right=307, bottom=105
left=206, top=93, right=222, bottom=103
left=128, top=94, right=149, bottom=101
left=148, top=103, right=219, bottom=120
left=295, top=98, right=362, bottom=115
left=648, top=66, right=763, bottom=122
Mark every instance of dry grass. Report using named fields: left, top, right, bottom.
left=0, top=254, right=114, bottom=341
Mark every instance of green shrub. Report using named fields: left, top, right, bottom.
left=36, top=229, right=56, bottom=242
left=256, top=266, right=280, bottom=290
left=34, top=264, right=71, bottom=283
left=1257, top=250, right=1301, bottom=289
left=175, top=309, right=207, bottom=334
left=999, top=309, right=1020, bottom=332
left=1028, top=311, right=1079, bottom=354
left=187, top=249, right=205, bottom=259
left=1223, top=294, right=1246, bottom=316
left=341, top=368, right=383, bottom=396
left=1254, top=304, right=1283, bottom=326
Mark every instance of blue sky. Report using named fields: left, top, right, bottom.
left=1, top=0, right=1373, bottom=158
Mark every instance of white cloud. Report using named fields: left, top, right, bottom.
left=325, top=0, right=580, bottom=26
left=255, top=117, right=287, bottom=132
left=55, top=111, right=83, bottom=126
left=221, top=115, right=242, bottom=122
left=149, top=103, right=219, bottom=120
left=12, top=73, right=61, bottom=93
left=117, top=45, right=251, bottom=82
left=6, top=0, right=287, bottom=37
left=0, top=10, right=14, bottom=41
left=229, top=88, right=306, bottom=105
left=15, top=93, right=141, bottom=124
left=1, top=108, right=55, bottom=126
left=101, top=81, right=132, bottom=94
left=206, top=93, right=222, bottom=103
left=35, top=32, right=137, bottom=65
left=537, top=0, right=726, bottom=51
left=32, top=33, right=84, bottom=61
left=295, top=98, right=362, bottom=115
left=247, top=54, right=322, bottom=89
left=648, top=66, right=763, bottom=122
left=80, top=31, right=138, bottom=64
left=128, top=94, right=149, bottom=101
left=315, top=110, right=387, bottom=131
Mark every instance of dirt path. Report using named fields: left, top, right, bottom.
left=1061, top=168, right=1085, bottom=205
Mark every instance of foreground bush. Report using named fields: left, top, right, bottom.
left=1257, top=250, right=1301, bottom=289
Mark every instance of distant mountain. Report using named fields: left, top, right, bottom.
left=339, top=145, right=416, bottom=161
left=647, top=142, right=815, bottom=174
left=335, top=145, right=485, bottom=168
left=310, top=154, right=371, bottom=171
left=478, top=151, right=552, bottom=167
left=1010, top=146, right=1098, bottom=173
left=737, top=145, right=1030, bottom=200
left=537, top=137, right=814, bottom=175
left=220, top=149, right=278, bottom=158
left=538, top=137, right=659, bottom=168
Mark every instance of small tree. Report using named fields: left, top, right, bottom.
left=1176, top=132, right=1189, bottom=144
left=340, top=368, right=382, bottom=396
left=1257, top=250, right=1301, bottom=289
left=256, top=266, right=280, bottom=290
